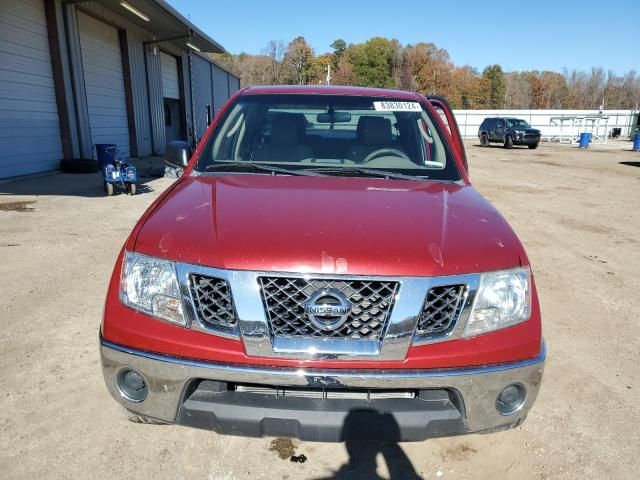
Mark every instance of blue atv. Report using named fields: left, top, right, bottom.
left=95, top=144, right=137, bottom=196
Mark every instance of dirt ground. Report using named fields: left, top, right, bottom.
left=1, top=141, right=639, bottom=479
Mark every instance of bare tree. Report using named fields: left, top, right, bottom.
left=585, top=67, right=606, bottom=108
left=263, top=40, right=285, bottom=85
left=505, top=72, right=532, bottom=108
left=283, top=37, right=314, bottom=85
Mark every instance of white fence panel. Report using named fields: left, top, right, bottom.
left=452, top=109, right=638, bottom=143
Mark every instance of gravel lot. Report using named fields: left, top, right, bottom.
left=1, top=141, right=639, bottom=479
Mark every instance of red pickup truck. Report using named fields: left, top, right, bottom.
left=100, top=86, right=544, bottom=442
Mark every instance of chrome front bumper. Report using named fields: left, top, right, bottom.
left=100, top=339, right=545, bottom=441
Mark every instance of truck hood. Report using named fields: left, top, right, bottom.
left=134, top=175, right=526, bottom=276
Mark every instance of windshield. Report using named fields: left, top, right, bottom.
left=506, top=118, right=530, bottom=129
left=196, top=94, right=460, bottom=181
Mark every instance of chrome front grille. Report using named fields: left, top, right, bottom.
left=259, top=277, right=399, bottom=340
left=416, top=285, right=466, bottom=339
left=177, top=261, right=480, bottom=359
left=234, top=384, right=415, bottom=400
left=190, top=274, right=237, bottom=332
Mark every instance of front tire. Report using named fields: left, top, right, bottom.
left=528, top=143, right=539, bottom=149
left=480, top=134, right=489, bottom=147
left=128, top=183, right=137, bottom=195
left=504, top=135, right=513, bottom=149
left=104, top=182, right=114, bottom=196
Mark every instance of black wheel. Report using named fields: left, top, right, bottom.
left=105, top=182, right=114, bottom=196
left=60, top=158, right=99, bottom=173
left=128, top=183, right=137, bottom=195
left=504, top=135, right=513, bottom=149
left=528, top=143, right=539, bottom=149
left=480, top=134, right=489, bottom=147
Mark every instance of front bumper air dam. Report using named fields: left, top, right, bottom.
left=100, top=338, right=545, bottom=442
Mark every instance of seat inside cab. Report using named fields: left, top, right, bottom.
left=254, top=111, right=425, bottom=164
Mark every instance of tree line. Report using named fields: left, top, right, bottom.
left=212, top=36, right=640, bottom=110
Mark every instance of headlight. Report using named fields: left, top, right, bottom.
left=120, top=251, right=186, bottom=326
left=463, top=267, right=531, bottom=337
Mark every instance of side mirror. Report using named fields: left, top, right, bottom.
left=165, top=141, right=191, bottom=168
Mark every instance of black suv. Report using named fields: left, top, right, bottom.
left=478, top=117, right=541, bottom=149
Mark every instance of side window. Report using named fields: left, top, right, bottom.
left=496, top=119, right=504, bottom=129
left=212, top=103, right=245, bottom=161
left=432, top=104, right=452, bottom=136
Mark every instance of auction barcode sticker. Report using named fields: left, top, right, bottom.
left=373, top=101, right=422, bottom=112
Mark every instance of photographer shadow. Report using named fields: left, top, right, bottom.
left=315, top=409, right=423, bottom=480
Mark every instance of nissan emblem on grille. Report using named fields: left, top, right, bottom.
left=259, top=277, right=399, bottom=340
left=303, top=289, right=352, bottom=331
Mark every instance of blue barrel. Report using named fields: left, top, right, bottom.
left=95, top=144, right=117, bottom=168
left=633, top=133, right=640, bottom=152
left=579, top=132, right=591, bottom=149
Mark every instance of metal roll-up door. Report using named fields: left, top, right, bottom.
left=160, top=52, right=180, bottom=100
left=211, top=64, right=229, bottom=113
left=77, top=11, right=130, bottom=158
left=228, top=75, right=240, bottom=95
left=160, top=51, right=182, bottom=144
left=0, top=0, right=63, bottom=179
left=190, top=54, right=213, bottom=141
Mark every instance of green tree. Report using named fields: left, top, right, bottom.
left=482, top=64, right=506, bottom=108
left=330, top=39, right=346, bottom=68
left=345, top=37, right=395, bottom=88
left=310, top=53, right=333, bottom=85
left=283, top=36, right=314, bottom=85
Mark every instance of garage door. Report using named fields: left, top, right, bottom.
left=160, top=52, right=180, bottom=100
left=77, top=11, right=130, bottom=158
left=0, top=0, right=63, bottom=179
left=212, top=64, right=229, bottom=113
left=190, top=54, right=213, bottom=141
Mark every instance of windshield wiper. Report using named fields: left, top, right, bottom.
left=204, top=162, right=326, bottom=177
left=309, top=166, right=429, bottom=181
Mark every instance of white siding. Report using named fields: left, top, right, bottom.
left=77, top=11, right=130, bottom=158
left=160, top=51, right=180, bottom=100
left=0, top=0, right=62, bottom=178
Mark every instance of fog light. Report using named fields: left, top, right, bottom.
left=496, top=383, right=526, bottom=415
left=117, top=368, right=148, bottom=403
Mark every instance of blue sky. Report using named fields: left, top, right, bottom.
left=169, top=0, right=639, bottom=74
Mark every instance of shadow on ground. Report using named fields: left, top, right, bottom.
left=314, top=410, right=422, bottom=480
left=619, top=161, right=640, bottom=168
left=472, top=144, right=532, bottom=149
left=0, top=156, right=167, bottom=198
